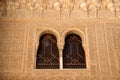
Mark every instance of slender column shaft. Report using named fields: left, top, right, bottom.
left=59, top=49, right=63, bottom=69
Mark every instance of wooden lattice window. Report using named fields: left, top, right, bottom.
left=63, top=34, right=86, bottom=69
left=36, top=33, right=59, bottom=69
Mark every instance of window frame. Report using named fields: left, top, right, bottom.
left=33, top=28, right=89, bottom=70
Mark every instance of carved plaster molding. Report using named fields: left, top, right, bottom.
left=0, top=0, right=120, bottom=18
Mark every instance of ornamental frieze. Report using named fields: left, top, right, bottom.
left=0, top=0, right=120, bottom=18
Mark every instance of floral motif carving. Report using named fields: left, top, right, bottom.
left=0, top=0, right=120, bottom=17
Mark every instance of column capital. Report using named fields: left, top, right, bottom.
left=58, top=43, right=64, bottom=50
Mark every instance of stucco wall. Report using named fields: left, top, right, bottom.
left=0, top=17, right=120, bottom=80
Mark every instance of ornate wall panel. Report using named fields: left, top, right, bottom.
left=105, top=25, right=120, bottom=79
left=112, top=27, right=120, bottom=72
left=95, top=24, right=111, bottom=79
left=0, top=23, right=27, bottom=74
left=87, top=23, right=99, bottom=79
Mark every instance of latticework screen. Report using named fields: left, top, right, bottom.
left=36, top=34, right=59, bottom=69
left=63, top=34, right=86, bottom=69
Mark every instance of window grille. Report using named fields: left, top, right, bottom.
left=63, top=34, right=86, bottom=69
left=36, top=34, right=59, bottom=69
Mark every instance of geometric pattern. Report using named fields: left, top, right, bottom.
left=63, top=34, right=86, bottom=69
left=36, top=33, right=59, bottom=69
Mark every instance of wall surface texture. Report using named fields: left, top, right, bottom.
left=0, top=0, right=120, bottom=80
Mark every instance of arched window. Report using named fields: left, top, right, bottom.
left=36, top=33, right=59, bottom=69
left=63, top=34, right=86, bottom=69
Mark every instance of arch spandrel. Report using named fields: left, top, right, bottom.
left=61, top=28, right=86, bottom=45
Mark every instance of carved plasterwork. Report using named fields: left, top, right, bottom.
left=0, top=0, right=7, bottom=16
left=0, top=0, right=120, bottom=17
